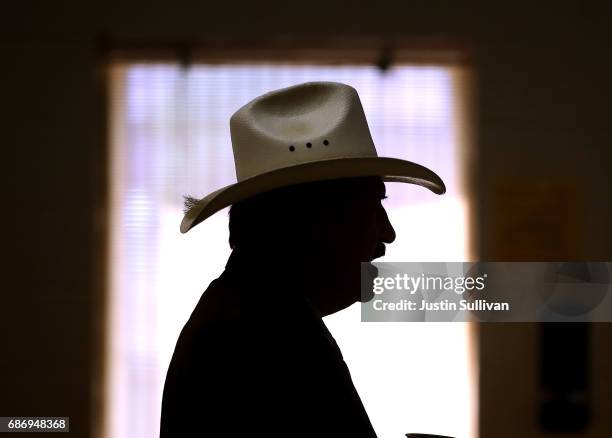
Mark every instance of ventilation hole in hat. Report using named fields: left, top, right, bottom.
left=323, top=139, right=329, bottom=145
left=289, top=145, right=295, bottom=152
left=306, top=142, right=312, bottom=148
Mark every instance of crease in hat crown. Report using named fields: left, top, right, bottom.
left=229, top=81, right=378, bottom=182
left=180, top=81, right=446, bottom=234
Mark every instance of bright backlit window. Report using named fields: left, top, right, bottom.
left=107, top=62, right=476, bottom=438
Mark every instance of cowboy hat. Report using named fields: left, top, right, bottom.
left=181, top=81, right=446, bottom=233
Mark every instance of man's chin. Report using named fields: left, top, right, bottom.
left=359, top=262, right=378, bottom=303
left=359, top=289, right=375, bottom=303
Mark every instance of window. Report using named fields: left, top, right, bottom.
left=106, top=60, right=476, bottom=438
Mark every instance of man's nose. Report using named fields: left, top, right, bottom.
left=379, top=207, right=396, bottom=243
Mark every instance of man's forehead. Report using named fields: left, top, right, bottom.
left=307, top=176, right=385, bottom=198
left=374, top=178, right=386, bottom=197
left=367, top=177, right=386, bottom=198
left=344, top=177, right=385, bottom=199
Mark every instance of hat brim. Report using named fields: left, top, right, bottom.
left=181, top=156, right=446, bottom=233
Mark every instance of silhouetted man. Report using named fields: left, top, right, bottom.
left=160, top=82, right=445, bottom=437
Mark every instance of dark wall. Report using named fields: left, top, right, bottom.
left=2, top=2, right=610, bottom=437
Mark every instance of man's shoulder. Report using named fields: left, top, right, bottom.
left=170, top=275, right=338, bottom=366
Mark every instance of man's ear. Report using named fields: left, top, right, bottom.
left=318, top=221, right=340, bottom=249
left=307, top=220, right=325, bottom=242
left=303, top=219, right=334, bottom=249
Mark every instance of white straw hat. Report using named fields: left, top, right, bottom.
left=181, top=81, right=446, bottom=233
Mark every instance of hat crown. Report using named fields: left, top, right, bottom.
left=229, top=82, right=378, bottom=181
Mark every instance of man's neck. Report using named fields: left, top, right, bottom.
left=222, top=247, right=330, bottom=314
